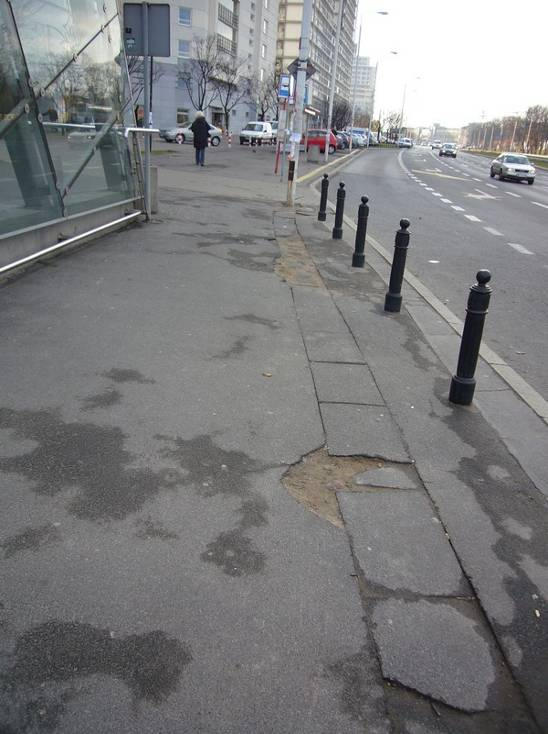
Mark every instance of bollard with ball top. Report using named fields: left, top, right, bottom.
left=332, top=182, right=346, bottom=239
left=384, top=218, right=411, bottom=311
left=318, top=174, right=329, bottom=221
left=352, top=196, right=369, bottom=267
left=449, top=270, right=492, bottom=405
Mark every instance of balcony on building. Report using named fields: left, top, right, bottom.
left=218, top=3, right=239, bottom=29
left=217, top=33, right=237, bottom=55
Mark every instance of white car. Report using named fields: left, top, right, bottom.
left=490, top=153, right=535, bottom=185
left=398, top=137, right=413, bottom=148
left=160, top=124, right=222, bottom=146
left=239, top=121, right=274, bottom=145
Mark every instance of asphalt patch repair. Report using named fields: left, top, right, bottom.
left=282, top=447, right=418, bottom=528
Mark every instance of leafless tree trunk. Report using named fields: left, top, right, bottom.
left=178, top=35, right=220, bottom=112
left=212, top=53, right=251, bottom=132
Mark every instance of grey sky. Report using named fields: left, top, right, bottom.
left=357, top=0, right=548, bottom=128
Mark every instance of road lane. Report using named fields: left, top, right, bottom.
left=328, top=148, right=548, bottom=401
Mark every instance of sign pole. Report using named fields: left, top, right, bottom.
left=287, top=0, right=312, bottom=206
left=142, top=1, right=151, bottom=219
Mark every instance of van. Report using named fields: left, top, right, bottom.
left=239, top=122, right=274, bottom=145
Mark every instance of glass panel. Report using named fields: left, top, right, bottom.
left=11, top=0, right=117, bottom=91
left=0, top=0, right=62, bottom=236
left=33, top=16, right=135, bottom=215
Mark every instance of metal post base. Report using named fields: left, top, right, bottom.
left=449, top=375, right=476, bottom=405
left=352, top=253, right=365, bottom=268
left=332, top=228, right=342, bottom=239
left=318, top=211, right=326, bottom=222
left=384, top=292, right=402, bottom=312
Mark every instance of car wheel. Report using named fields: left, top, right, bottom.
left=210, top=136, right=220, bottom=147
left=528, top=179, right=534, bottom=185
left=240, top=138, right=245, bottom=144
left=328, top=144, right=336, bottom=154
left=175, top=133, right=184, bottom=144
left=490, top=168, right=495, bottom=178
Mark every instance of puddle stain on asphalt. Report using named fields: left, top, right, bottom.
left=223, top=313, right=281, bottom=330
left=80, top=387, right=122, bottom=412
left=101, top=369, right=155, bottom=384
left=1, top=524, right=61, bottom=559
left=134, top=517, right=179, bottom=541
left=158, top=433, right=269, bottom=576
left=0, top=408, right=183, bottom=521
left=1, top=620, right=191, bottom=730
left=210, top=336, right=251, bottom=360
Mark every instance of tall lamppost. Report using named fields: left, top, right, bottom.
left=396, top=74, right=420, bottom=142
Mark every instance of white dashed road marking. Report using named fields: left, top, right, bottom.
left=432, top=192, right=442, bottom=197
left=508, top=243, right=534, bottom=255
left=473, top=177, right=481, bottom=182
left=452, top=205, right=465, bottom=211
left=440, top=198, right=452, bottom=203
left=425, top=187, right=434, bottom=191
left=505, top=191, right=521, bottom=198
left=484, top=227, right=504, bottom=236
left=532, top=201, right=548, bottom=209
left=486, top=183, right=498, bottom=189
left=464, top=214, right=482, bottom=222
left=463, top=173, right=471, bottom=177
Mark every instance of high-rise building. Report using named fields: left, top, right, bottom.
left=276, top=0, right=358, bottom=123
left=144, top=0, right=280, bottom=132
left=351, top=56, right=377, bottom=120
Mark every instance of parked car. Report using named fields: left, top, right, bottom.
left=490, top=153, right=535, bottom=184
left=439, top=143, right=457, bottom=158
left=431, top=139, right=442, bottom=149
left=398, top=137, right=413, bottom=148
left=305, top=129, right=337, bottom=154
left=239, top=121, right=274, bottom=145
left=160, top=124, right=222, bottom=146
left=270, top=121, right=278, bottom=142
left=335, top=133, right=347, bottom=149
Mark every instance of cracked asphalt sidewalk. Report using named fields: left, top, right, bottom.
left=0, top=148, right=546, bottom=733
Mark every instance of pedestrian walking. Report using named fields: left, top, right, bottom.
left=190, top=111, right=212, bottom=167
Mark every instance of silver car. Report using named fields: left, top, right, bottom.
left=490, top=153, right=535, bottom=185
left=160, top=124, right=222, bottom=146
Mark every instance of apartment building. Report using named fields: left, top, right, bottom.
left=351, top=56, right=377, bottom=119
left=276, top=0, right=357, bottom=123
left=141, top=0, right=279, bottom=132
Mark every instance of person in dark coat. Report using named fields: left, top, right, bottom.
left=190, top=111, right=212, bottom=166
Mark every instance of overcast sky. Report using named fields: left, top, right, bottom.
left=357, top=0, right=548, bottom=129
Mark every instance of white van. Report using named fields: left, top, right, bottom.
left=239, top=122, right=274, bottom=145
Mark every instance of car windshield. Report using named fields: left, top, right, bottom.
left=444, top=144, right=455, bottom=148
left=505, top=155, right=529, bottom=164
left=243, top=124, right=262, bottom=131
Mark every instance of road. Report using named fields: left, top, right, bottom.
left=329, top=147, right=548, bottom=402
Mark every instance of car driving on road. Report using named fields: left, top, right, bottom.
left=431, top=140, right=442, bottom=149
left=398, top=137, right=413, bottom=148
left=490, top=153, right=535, bottom=185
left=439, top=143, right=457, bottom=158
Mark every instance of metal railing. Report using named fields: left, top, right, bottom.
left=218, top=3, right=238, bottom=28
left=216, top=34, right=237, bottom=56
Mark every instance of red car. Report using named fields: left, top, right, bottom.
left=304, top=129, right=338, bottom=154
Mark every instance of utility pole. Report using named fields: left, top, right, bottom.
left=525, top=116, right=533, bottom=152
left=349, top=24, right=362, bottom=151
left=287, top=0, right=312, bottom=206
left=396, top=82, right=406, bottom=141
left=510, top=116, right=519, bottom=151
left=324, top=0, right=345, bottom=161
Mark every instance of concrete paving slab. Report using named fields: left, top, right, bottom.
left=353, top=466, right=419, bottom=489
left=304, top=332, right=364, bottom=363
left=372, top=598, right=496, bottom=712
left=311, top=362, right=384, bottom=405
left=338, top=490, right=465, bottom=595
left=320, top=403, right=410, bottom=461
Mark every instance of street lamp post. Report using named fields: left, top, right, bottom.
left=324, top=0, right=345, bottom=161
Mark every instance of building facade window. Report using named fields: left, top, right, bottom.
left=178, top=7, right=191, bottom=25
left=178, top=39, right=190, bottom=57
left=177, top=108, right=190, bottom=124
left=261, top=43, right=266, bottom=58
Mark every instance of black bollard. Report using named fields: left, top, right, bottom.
left=332, top=182, right=345, bottom=239
left=318, top=174, right=329, bottom=221
left=352, top=196, right=369, bottom=267
left=449, top=270, right=492, bottom=406
left=384, top=218, right=411, bottom=311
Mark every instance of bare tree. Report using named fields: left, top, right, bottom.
left=384, top=110, right=401, bottom=141
left=255, top=71, right=279, bottom=121
left=212, top=52, right=251, bottom=132
left=332, top=99, right=351, bottom=130
left=127, top=56, right=165, bottom=105
left=178, top=35, right=219, bottom=112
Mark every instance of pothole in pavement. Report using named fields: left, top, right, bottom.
left=282, top=447, right=419, bottom=528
